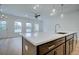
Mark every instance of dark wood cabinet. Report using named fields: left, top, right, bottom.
left=46, top=49, right=56, bottom=55
left=37, top=37, right=65, bottom=55
left=74, top=33, right=77, bottom=47
left=22, top=37, right=37, bottom=55
left=72, top=33, right=77, bottom=51
left=47, top=33, right=76, bottom=55
left=66, top=40, right=70, bottom=55
left=54, top=43, right=65, bottom=55
left=56, top=44, right=65, bottom=55
left=47, top=43, right=65, bottom=55
left=69, top=38, right=73, bottom=54
left=22, top=33, right=77, bottom=55
left=66, top=34, right=74, bottom=55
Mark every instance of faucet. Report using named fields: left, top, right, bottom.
left=55, top=24, right=61, bottom=33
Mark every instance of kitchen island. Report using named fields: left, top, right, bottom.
left=22, top=32, right=77, bottom=55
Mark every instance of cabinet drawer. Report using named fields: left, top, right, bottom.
left=47, top=43, right=65, bottom=55
left=66, top=34, right=73, bottom=40
left=38, top=37, right=65, bottom=55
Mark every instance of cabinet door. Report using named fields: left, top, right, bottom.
left=73, top=33, right=77, bottom=51
left=38, top=37, right=65, bottom=55
left=66, top=40, right=70, bottom=55
left=69, top=39, right=73, bottom=54
left=74, top=33, right=77, bottom=47
left=22, top=37, right=36, bottom=55
left=55, top=43, right=65, bottom=55
left=75, top=33, right=77, bottom=44
left=47, top=43, right=65, bottom=55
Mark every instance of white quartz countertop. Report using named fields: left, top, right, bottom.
left=22, top=32, right=76, bottom=46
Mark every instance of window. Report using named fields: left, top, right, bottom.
left=26, top=23, right=32, bottom=37
left=26, top=23, right=32, bottom=32
left=26, top=23, right=32, bottom=28
left=34, top=24, right=39, bottom=32
left=14, top=21, right=22, bottom=33
left=0, top=21, right=6, bottom=31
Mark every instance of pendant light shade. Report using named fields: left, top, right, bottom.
left=60, top=4, right=64, bottom=18
left=0, top=4, right=8, bottom=19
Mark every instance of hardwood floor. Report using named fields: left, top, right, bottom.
left=0, top=37, right=22, bottom=55
left=0, top=37, right=79, bottom=55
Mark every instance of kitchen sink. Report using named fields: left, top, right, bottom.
left=57, top=32, right=67, bottom=34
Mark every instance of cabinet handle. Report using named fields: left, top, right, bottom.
left=48, top=45, right=55, bottom=50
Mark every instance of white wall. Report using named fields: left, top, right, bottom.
left=0, top=13, right=43, bottom=38
left=1, top=10, right=79, bottom=39
left=43, top=11, right=79, bottom=37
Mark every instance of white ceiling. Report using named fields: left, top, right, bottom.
left=0, top=4, right=79, bottom=19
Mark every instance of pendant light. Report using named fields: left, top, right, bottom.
left=32, top=4, right=41, bottom=20
left=60, top=4, right=64, bottom=18
left=50, top=4, right=56, bottom=16
left=33, top=4, right=39, bottom=10
left=0, top=4, right=7, bottom=19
